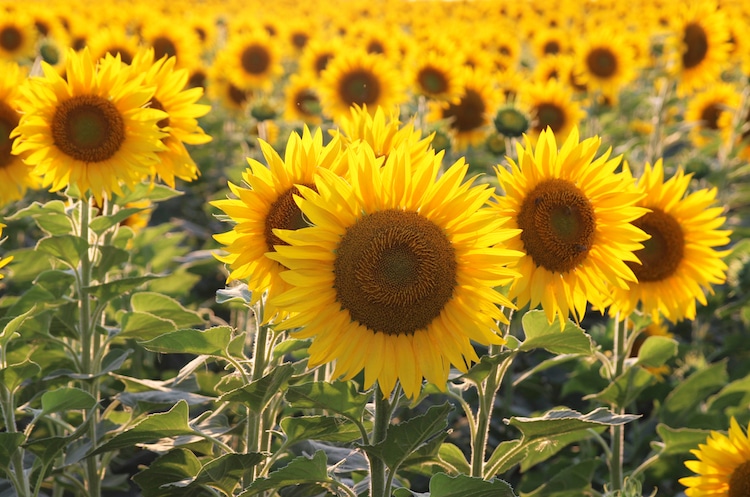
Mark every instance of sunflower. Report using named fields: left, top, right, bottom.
left=426, top=68, right=501, bottom=151
left=680, top=417, right=750, bottom=496
left=297, top=37, right=342, bottom=80
left=667, top=0, right=731, bottom=96
left=531, top=27, right=571, bottom=60
left=211, top=127, right=344, bottom=322
left=11, top=47, right=167, bottom=203
left=331, top=104, right=433, bottom=164
left=411, top=50, right=463, bottom=103
left=127, top=48, right=212, bottom=188
left=140, top=18, right=202, bottom=71
left=268, top=140, right=521, bottom=399
left=0, top=222, right=11, bottom=279
left=284, top=74, right=323, bottom=125
left=87, top=26, right=142, bottom=65
left=207, top=69, right=253, bottom=115
left=318, top=50, right=406, bottom=122
left=520, top=78, right=585, bottom=142
left=221, top=30, right=283, bottom=92
left=494, top=127, right=649, bottom=326
left=0, top=61, right=39, bottom=207
left=684, top=83, right=741, bottom=147
left=608, top=159, right=730, bottom=323
left=0, top=10, right=37, bottom=62
left=574, top=29, right=636, bottom=104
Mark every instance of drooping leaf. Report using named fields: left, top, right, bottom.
left=636, top=336, right=678, bottom=368
left=0, top=433, right=25, bottom=470
left=219, top=363, right=295, bottom=412
left=132, top=448, right=203, bottom=497
left=584, top=366, right=655, bottom=408
left=661, top=361, right=728, bottom=426
left=40, top=387, right=97, bottom=416
left=281, top=416, right=368, bottom=445
left=92, top=400, right=196, bottom=455
left=361, top=403, right=452, bottom=471
left=519, top=311, right=594, bottom=355
left=216, top=284, right=253, bottom=305
left=436, top=443, right=471, bottom=475
left=239, top=450, right=332, bottom=496
left=652, top=424, right=713, bottom=456
left=507, top=408, right=640, bottom=439
left=139, top=326, right=233, bottom=357
left=285, top=380, right=370, bottom=421
left=36, top=235, right=89, bottom=268
left=429, top=473, right=517, bottom=497
left=453, top=351, right=515, bottom=385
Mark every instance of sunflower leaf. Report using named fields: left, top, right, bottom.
left=9, top=200, right=73, bottom=236
left=453, top=351, right=515, bottom=385
left=361, top=402, right=452, bottom=471
left=0, top=360, right=42, bottom=393
left=91, top=400, right=196, bottom=456
left=429, top=473, right=517, bottom=497
left=636, top=336, right=678, bottom=368
left=218, top=363, right=295, bottom=412
left=40, top=387, right=97, bottom=416
left=85, top=275, right=159, bottom=302
left=116, top=183, right=183, bottom=205
left=132, top=448, right=203, bottom=497
left=90, top=207, right=147, bottom=235
left=285, top=380, right=370, bottom=421
left=130, top=292, right=204, bottom=328
left=238, top=450, right=332, bottom=496
left=660, top=360, right=728, bottom=426
left=521, top=459, right=598, bottom=497
left=0, top=433, right=25, bottom=471
left=651, top=424, right=713, bottom=456
left=519, top=310, right=594, bottom=355
left=192, top=453, right=266, bottom=495
left=36, top=235, right=89, bottom=268
left=139, top=326, right=234, bottom=357
left=280, top=415, right=370, bottom=445
left=583, top=366, right=655, bottom=407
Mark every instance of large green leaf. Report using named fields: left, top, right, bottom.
left=0, top=306, right=38, bottom=348
left=40, top=387, right=97, bottom=416
left=661, top=361, right=728, bottom=426
left=36, top=235, right=89, bottom=268
left=192, top=453, right=266, bottom=495
left=130, top=292, right=204, bottom=328
left=0, top=360, right=41, bottom=393
left=430, top=473, right=517, bottom=497
left=90, top=207, right=147, bottom=235
left=519, top=311, right=594, bottom=355
left=705, top=373, right=750, bottom=414
left=93, top=246, right=131, bottom=281
left=636, top=336, right=678, bottom=368
left=139, top=326, right=233, bottom=357
left=452, top=351, right=515, bottom=385
left=132, top=448, right=203, bottom=497
left=92, top=400, right=196, bottom=455
left=361, top=403, right=452, bottom=471
left=116, top=182, right=183, bottom=205
left=9, top=200, right=72, bottom=235
left=281, top=416, right=368, bottom=445
left=119, top=312, right=177, bottom=340
left=584, top=366, right=655, bottom=408
left=86, top=275, right=159, bottom=302
left=521, top=459, right=598, bottom=497
left=285, top=380, right=370, bottom=421
left=519, top=429, right=601, bottom=472
left=33, top=270, right=76, bottom=299
left=652, top=424, right=713, bottom=456
left=218, top=363, right=295, bottom=412
left=0, top=433, right=25, bottom=470
left=239, top=450, right=332, bottom=496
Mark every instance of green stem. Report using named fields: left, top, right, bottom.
left=369, top=384, right=390, bottom=497
left=78, top=199, right=101, bottom=497
left=609, top=314, right=626, bottom=493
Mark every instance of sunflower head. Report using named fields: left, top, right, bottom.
left=494, top=105, right=530, bottom=138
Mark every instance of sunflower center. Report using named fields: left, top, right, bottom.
left=534, top=103, right=566, bottom=134
left=494, top=107, right=529, bottom=137
left=339, top=69, right=381, bottom=106
left=586, top=47, right=618, bottom=78
left=263, top=184, right=315, bottom=251
left=0, top=102, right=20, bottom=168
left=518, top=178, right=596, bottom=273
left=0, top=26, right=22, bottom=52
left=107, top=46, right=133, bottom=65
left=292, top=32, right=308, bottom=50
left=148, top=97, right=170, bottom=130
left=52, top=95, right=125, bottom=163
left=729, top=461, right=750, bottom=497
left=682, top=22, right=709, bottom=69
left=228, top=83, right=250, bottom=106
left=314, top=53, right=333, bottom=74
left=367, top=40, right=384, bottom=54
left=39, top=42, right=60, bottom=65
left=333, top=209, right=457, bottom=336
left=294, top=89, right=321, bottom=117
left=627, top=208, right=684, bottom=282
left=241, top=45, right=270, bottom=75
left=700, top=103, right=722, bottom=130
left=417, top=67, right=449, bottom=95
left=444, top=88, right=486, bottom=132
left=152, top=36, right=177, bottom=60
left=543, top=40, right=560, bottom=55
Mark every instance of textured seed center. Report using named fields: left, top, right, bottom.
left=418, top=67, right=449, bottom=95
left=264, top=184, right=315, bottom=251
left=586, top=47, right=618, bottom=78
left=444, top=88, right=486, bottom=132
left=0, top=102, right=19, bottom=167
left=729, top=461, right=750, bottom=497
left=52, top=95, right=125, bottom=163
left=339, top=69, right=381, bottom=106
left=628, top=208, right=684, bottom=282
left=241, top=45, right=270, bottom=75
left=682, top=22, right=708, bottom=69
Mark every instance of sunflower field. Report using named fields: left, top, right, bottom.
left=1, top=0, right=750, bottom=496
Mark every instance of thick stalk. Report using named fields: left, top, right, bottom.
left=369, top=384, right=390, bottom=497
left=246, top=304, right=269, bottom=481
left=609, top=314, right=626, bottom=492
left=78, top=199, right=101, bottom=497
